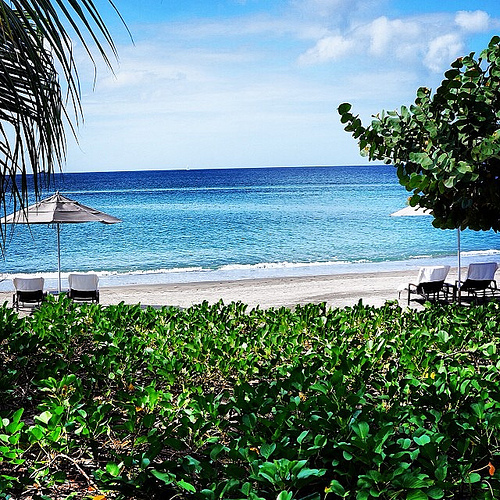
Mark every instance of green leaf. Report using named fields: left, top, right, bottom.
left=353, top=421, right=370, bottom=439
left=444, top=69, right=460, bottom=80
left=414, top=434, right=431, bottom=446
left=356, top=490, right=369, bottom=500
left=437, top=330, right=450, bottom=343
left=435, top=466, right=447, bottom=482
left=406, top=490, right=428, bottom=500
left=210, top=444, right=228, bottom=460
left=297, top=430, right=309, bottom=445
left=28, top=425, right=44, bottom=442
left=310, top=381, right=329, bottom=394
left=201, top=489, right=216, bottom=500
left=260, top=443, right=276, bottom=460
left=106, top=462, right=121, bottom=477
left=34, top=411, right=52, bottom=426
left=427, top=487, right=444, bottom=499
left=468, top=472, right=481, bottom=483
left=297, top=467, right=326, bottom=480
left=178, top=479, right=196, bottom=492
left=442, top=177, right=456, bottom=189
left=399, top=438, right=412, bottom=450
left=151, top=470, right=175, bottom=484
left=277, top=492, right=293, bottom=500
left=338, top=103, right=352, bottom=114
left=408, top=174, right=424, bottom=189
left=11, top=408, right=24, bottom=425
left=326, top=479, right=346, bottom=496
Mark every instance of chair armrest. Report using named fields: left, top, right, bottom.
left=406, top=283, right=419, bottom=305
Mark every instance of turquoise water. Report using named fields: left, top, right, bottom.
left=1, top=165, right=499, bottom=290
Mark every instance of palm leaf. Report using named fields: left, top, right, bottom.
left=0, top=0, right=125, bottom=249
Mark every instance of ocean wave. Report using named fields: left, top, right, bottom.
left=461, top=249, right=500, bottom=257
left=102, top=267, right=205, bottom=276
left=218, top=261, right=351, bottom=271
left=2, top=250, right=500, bottom=292
left=0, top=267, right=206, bottom=280
left=3, top=250, right=500, bottom=282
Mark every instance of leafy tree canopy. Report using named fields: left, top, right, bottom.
left=338, top=36, right=500, bottom=232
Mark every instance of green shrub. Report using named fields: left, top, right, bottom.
left=0, top=296, right=499, bottom=499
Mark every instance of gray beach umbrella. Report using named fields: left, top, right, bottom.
left=391, top=204, right=462, bottom=285
left=1, top=192, right=121, bottom=293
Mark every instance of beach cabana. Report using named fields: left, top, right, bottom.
left=1, top=192, right=121, bottom=293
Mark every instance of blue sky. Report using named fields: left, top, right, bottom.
left=66, top=0, right=500, bottom=172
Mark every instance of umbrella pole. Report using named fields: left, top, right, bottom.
left=457, top=228, right=461, bottom=303
left=57, top=223, right=61, bottom=293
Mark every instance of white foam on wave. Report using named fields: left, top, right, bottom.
left=101, top=267, right=205, bottom=276
left=1, top=250, right=499, bottom=292
left=219, top=260, right=351, bottom=271
left=461, top=249, right=500, bottom=257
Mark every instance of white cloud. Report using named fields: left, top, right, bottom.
left=455, top=10, right=490, bottom=32
left=297, top=9, right=497, bottom=74
left=424, top=34, right=463, bottom=72
left=298, top=34, right=354, bottom=64
left=297, top=15, right=427, bottom=67
left=367, top=16, right=421, bottom=57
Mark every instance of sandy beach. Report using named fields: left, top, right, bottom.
left=0, top=267, right=463, bottom=311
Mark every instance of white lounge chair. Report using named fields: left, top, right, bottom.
left=12, top=277, right=46, bottom=311
left=400, top=265, right=452, bottom=305
left=457, top=262, right=498, bottom=303
left=68, top=273, right=100, bottom=303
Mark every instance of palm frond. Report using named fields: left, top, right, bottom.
left=0, top=0, right=124, bottom=249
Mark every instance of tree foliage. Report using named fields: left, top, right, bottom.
left=0, top=0, right=122, bottom=223
left=338, top=36, right=500, bottom=232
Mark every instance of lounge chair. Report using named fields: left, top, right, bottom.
left=68, top=273, right=100, bottom=303
left=457, top=262, right=498, bottom=303
left=12, top=277, right=46, bottom=311
left=400, top=265, right=452, bottom=305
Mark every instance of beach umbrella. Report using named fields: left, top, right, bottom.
left=1, top=192, right=121, bottom=293
left=391, top=205, right=462, bottom=286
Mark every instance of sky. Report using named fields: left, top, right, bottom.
left=65, top=0, right=500, bottom=172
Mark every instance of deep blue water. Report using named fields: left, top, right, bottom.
left=1, top=165, right=499, bottom=290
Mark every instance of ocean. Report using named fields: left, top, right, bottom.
left=1, top=165, right=499, bottom=291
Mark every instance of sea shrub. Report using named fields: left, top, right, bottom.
left=0, top=296, right=499, bottom=499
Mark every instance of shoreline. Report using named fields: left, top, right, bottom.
left=0, top=268, right=465, bottom=311
left=1, top=251, right=498, bottom=293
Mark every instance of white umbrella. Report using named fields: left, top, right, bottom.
left=390, top=205, right=433, bottom=217
left=391, top=204, right=462, bottom=286
left=1, top=192, right=121, bottom=292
